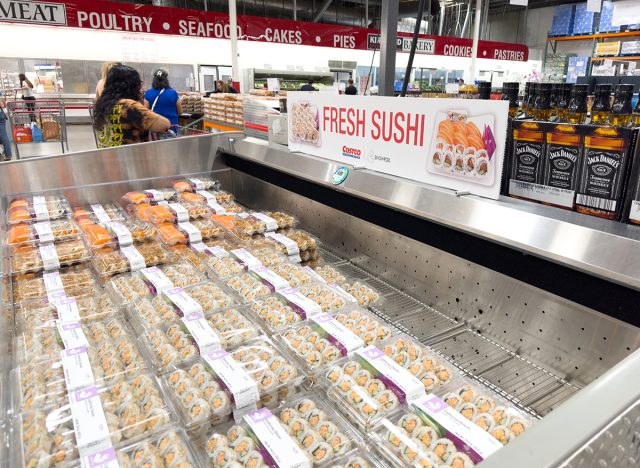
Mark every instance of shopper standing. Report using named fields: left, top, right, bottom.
left=345, top=79, right=358, bottom=95
left=95, top=61, right=120, bottom=99
left=18, top=73, right=36, bottom=121
left=93, top=65, right=170, bottom=147
left=214, top=80, right=230, bottom=93
left=0, top=103, right=13, bottom=161
left=143, top=69, right=181, bottom=131
left=301, top=80, right=316, bottom=91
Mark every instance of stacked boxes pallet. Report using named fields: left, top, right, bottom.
left=204, top=94, right=244, bottom=126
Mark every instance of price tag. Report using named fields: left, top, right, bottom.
left=356, top=346, right=425, bottom=403
left=34, top=221, right=54, bottom=243
left=231, top=249, right=263, bottom=268
left=33, top=196, right=50, bottom=221
left=163, top=287, right=203, bottom=316
left=189, top=178, right=206, bottom=190
left=68, top=386, right=112, bottom=455
left=252, top=213, right=278, bottom=232
left=178, top=222, right=203, bottom=244
left=141, top=267, right=174, bottom=294
left=182, top=312, right=221, bottom=353
left=265, top=232, right=300, bottom=256
left=81, top=447, right=119, bottom=468
left=311, top=313, right=364, bottom=355
left=207, top=200, right=226, bottom=215
left=250, top=266, right=290, bottom=292
left=278, top=287, right=322, bottom=318
left=106, top=222, right=133, bottom=246
left=144, top=189, right=164, bottom=201
left=57, top=321, right=89, bottom=349
left=39, top=244, right=61, bottom=271
left=196, top=190, right=215, bottom=201
left=204, top=349, right=259, bottom=409
left=61, top=346, right=96, bottom=391
left=120, top=245, right=146, bottom=271
left=54, top=296, right=81, bottom=323
left=169, top=203, right=189, bottom=223
left=44, top=271, right=65, bottom=300
left=90, top=204, right=112, bottom=224
left=630, top=200, right=640, bottom=222
left=244, top=409, right=310, bottom=468
left=329, top=283, right=358, bottom=304
left=304, top=266, right=327, bottom=284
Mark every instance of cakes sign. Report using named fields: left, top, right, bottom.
left=287, top=93, right=510, bottom=200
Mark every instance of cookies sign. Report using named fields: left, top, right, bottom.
left=287, top=93, right=509, bottom=200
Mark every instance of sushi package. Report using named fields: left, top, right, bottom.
left=307, top=264, right=383, bottom=308
left=172, top=176, right=220, bottom=193
left=199, top=394, right=361, bottom=467
left=6, top=219, right=81, bottom=247
left=79, top=218, right=157, bottom=249
left=7, top=195, right=71, bottom=225
left=14, top=374, right=171, bottom=468
left=160, top=337, right=305, bottom=429
left=10, top=265, right=100, bottom=305
left=73, top=202, right=127, bottom=225
left=10, top=238, right=91, bottom=275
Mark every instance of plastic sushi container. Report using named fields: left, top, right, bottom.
left=172, top=176, right=220, bottom=193
left=72, top=202, right=127, bottom=225
left=13, top=373, right=172, bottom=468
left=332, top=308, right=395, bottom=347
left=14, top=292, right=120, bottom=335
left=10, top=324, right=148, bottom=412
left=168, top=237, right=244, bottom=275
left=122, top=188, right=177, bottom=205
left=158, top=219, right=226, bottom=246
left=137, top=306, right=262, bottom=374
left=13, top=315, right=140, bottom=366
left=128, top=281, right=237, bottom=327
left=79, top=218, right=157, bottom=249
left=10, top=265, right=100, bottom=306
left=326, top=449, right=386, bottom=468
left=161, top=201, right=212, bottom=221
left=9, top=238, right=91, bottom=275
left=5, top=219, right=81, bottom=247
left=130, top=203, right=177, bottom=224
left=77, top=426, right=201, bottom=468
left=434, top=381, right=533, bottom=445
left=7, top=195, right=71, bottom=225
left=225, top=269, right=288, bottom=303
left=92, top=240, right=175, bottom=278
left=262, top=211, right=298, bottom=230
left=370, top=403, right=502, bottom=468
left=227, top=212, right=280, bottom=236
left=177, top=191, right=233, bottom=216
left=197, top=393, right=362, bottom=467
left=270, top=262, right=317, bottom=287
left=307, top=265, right=384, bottom=309
left=160, top=337, right=305, bottom=430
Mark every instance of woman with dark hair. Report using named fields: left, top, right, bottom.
left=18, top=73, right=36, bottom=121
left=94, top=64, right=170, bottom=147
left=143, top=69, right=181, bottom=130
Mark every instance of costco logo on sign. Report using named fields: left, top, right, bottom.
left=342, top=146, right=361, bottom=159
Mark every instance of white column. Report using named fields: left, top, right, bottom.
left=469, top=0, right=482, bottom=83
left=229, top=0, right=240, bottom=83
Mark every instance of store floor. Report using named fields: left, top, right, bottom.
left=12, top=124, right=97, bottom=160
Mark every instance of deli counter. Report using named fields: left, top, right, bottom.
left=0, top=133, right=639, bottom=467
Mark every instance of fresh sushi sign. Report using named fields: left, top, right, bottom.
left=287, top=93, right=510, bottom=200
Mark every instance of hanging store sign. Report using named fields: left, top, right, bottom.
left=0, top=0, right=528, bottom=60
left=287, top=93, right=510, bottom=200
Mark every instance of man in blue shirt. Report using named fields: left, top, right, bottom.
left=301, top=80, right=317, bottom=91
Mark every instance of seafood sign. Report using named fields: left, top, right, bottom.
left=287, top=93, right=509, bottom=200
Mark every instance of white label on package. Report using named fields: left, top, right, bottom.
left=412, top=394, right=503, bottom=462
left=329, top=283, right=358, bottom=304
left=196, top=190, right=215, bottom=201
left=67, top=386, right=111, bottom=455
left=61, top=346, right=96, bottom=391
left=90, top=204, right=112, bottom=224
left=191, top=242, right=208, bottom=253
left=304, top=266, right=328, bottom=284
left=182, top=312, right=221, bottom=353
left=208, top=245, right=230, bottom=259
left=509, top=180, right=575, bottom=208
left=312, top=313, right=364, bottom=355
left=244, top=408, right=310, bottom=468
left=169, top=203, right=189, bottom=223
left=250, top=266, right=290, bottom=292
left=141, top=267, right=174, bottom=293
left=107, top=222, right=133, bottom=246
left=33, top=196, right=50, bottom=221
left=251, top=213, right=278, bottom=231
left=39, top=244, right=61, bottom=271
left=34, top=221, right=54, bottom=243
left=279, top=287, right=322, bottom=318
left=630, top=200, right=640, bottom=222
left=81, top=447, right=120, bottom=468
left=207, top=199, right=226, bottom=214
left=120, top=245, right=146, bottom=271
left=54, top=296, right=81, bottom=323
left=231, top=248, right=263, bottom=268
left=265, top=232, right=300, bottom=255
left=189, top=178, right=205, bottom=190
left=44, top=271, right=65, bottom=297
left=57, top=321, right=89, bottom=349
left=356, top=346, right=425, bottom=403
left=145, top=189, right=164, bottom=201
left=178, top=222, right=203, bottom=244
left=163, top=287, right=203, bottom=316
left=204, top=350, right=259, bottom=409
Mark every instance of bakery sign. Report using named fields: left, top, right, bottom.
left=287, top=92, right=510, bottom=200
left=0, top=0, right=66, bottom=25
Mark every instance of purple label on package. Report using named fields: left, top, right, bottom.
left=57, top=321, right=89, bottom=349
left=55, top=297, right=81, bottom=323
left=64, top=345, right=88, bottom=356
left=247, top=407, right=273, bottom=423
left=163, top=287, right=203, bottom=316
left=74, top=386, right=99, bottom=402
left=311, top=313, right=364, bottom=356
left=83, top=447, right=118, bottom=468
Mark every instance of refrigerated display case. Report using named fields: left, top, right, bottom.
left=0, top=132, right=639, bottom=466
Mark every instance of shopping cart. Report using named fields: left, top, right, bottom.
left=7, top=99, right=68, bottom=159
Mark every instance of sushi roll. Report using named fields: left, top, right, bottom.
left=434, top=365, right=451, bottom=384
left=342, top=361, right=360, bottom=376
left=211, top=447, right=237, bottom=467
left=365, top=379, right=384, bottom=397
left=353, top=369, right=372, bottom=387
left=412, top=426, right=438, bottom=450
left=349, top=389, right=364, bottom=405
left=432, top=438, right=456, bottom=462
left=289, top=417, right=309, bottom=438
left=443, top=392, right=462, bottom=409
left=306, top=409, right=326, bottom=428
left=328, top=431, right=350, bottom=455
left=209, top=391, right=230, bottom=414
left=414, top=452, right=441, bottom=468
left=336, top=376, right=354, bottom=394
left=473, top=413, right=494, bottom=432
left=457, top=385, right=476, bottom=403
left=345, top=456, right=370, bottom=468
left=491, top=425, right=512, bottom=445
left=201, top=381, right=221, bottom=399
left=188, top=398, right=210, bottom=421
left=318, top=421, right=338, bottom=441
left=276, top=364, right=296, bottom=383
left=491, top=406, right=509, bottom=426
left=280, top=407, right=299, bottom=425
left=387, top=428, right=403, bottom=448
left=244, top=450, right=265, bottom=468
left=358, top=400, right=379, bottom=419
left=377, top=390, right=400, bottom=412
left=299, top=430, right=321, bottom=449
left=297, top=398, right=317, bottom=415
left=227, top=425, right=247, bottom=446
left=420, top=372, right=438, bottom=391
left=448, top=452, right=474, bottom=468
left=474, top=395, right=496, bottom=414
left=508, top=418, right=529, bottom=437
left=206, top=434, right=229, bottom=456
left=310, top=441, right=333, bottom=464
left=325, top=366, right=343, bottom=384
left=233, top=436, right=255, bottom=460
left=393, top=351, right=410, bottom=367
left=399, top=414, right=422, bottom=434
left=458, top=403, right=476, bottom=421
left=400, top=443, right=420, bottom=464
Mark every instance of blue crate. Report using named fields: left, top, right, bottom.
left=566, top=56, right=589, bottom=84
left=598, top=1, right=620, bottom=33
left=550, top=4, right=576, bottom=36
left=573, top=4, right=599, bottom=35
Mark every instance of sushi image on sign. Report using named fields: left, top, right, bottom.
left=428, top=110, right=497, bottom=187
left=290, top=102, right=321, bottom=146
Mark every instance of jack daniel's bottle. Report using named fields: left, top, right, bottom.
left=590, top=84, right=612, bottom=125
left=609, top=84, right=634, bottom=127
left=511, top=121, right=545, bottom=193
left=566, top=85, right=588, bottom=124
left=542, top=124, right=582, bottom=209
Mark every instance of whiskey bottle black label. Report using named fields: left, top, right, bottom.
left=576, top=148, right=625, bottom=212
left=543, top=144, right=580, bottom=190
left=512, top=141, right=544, bottom=183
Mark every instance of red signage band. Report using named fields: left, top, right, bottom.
left=0, top=0, right=528, bottom=61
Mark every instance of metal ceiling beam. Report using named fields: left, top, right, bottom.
left=312, top=0, right=335, bottom=22
left=379, top=0, right=399, bottom=97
